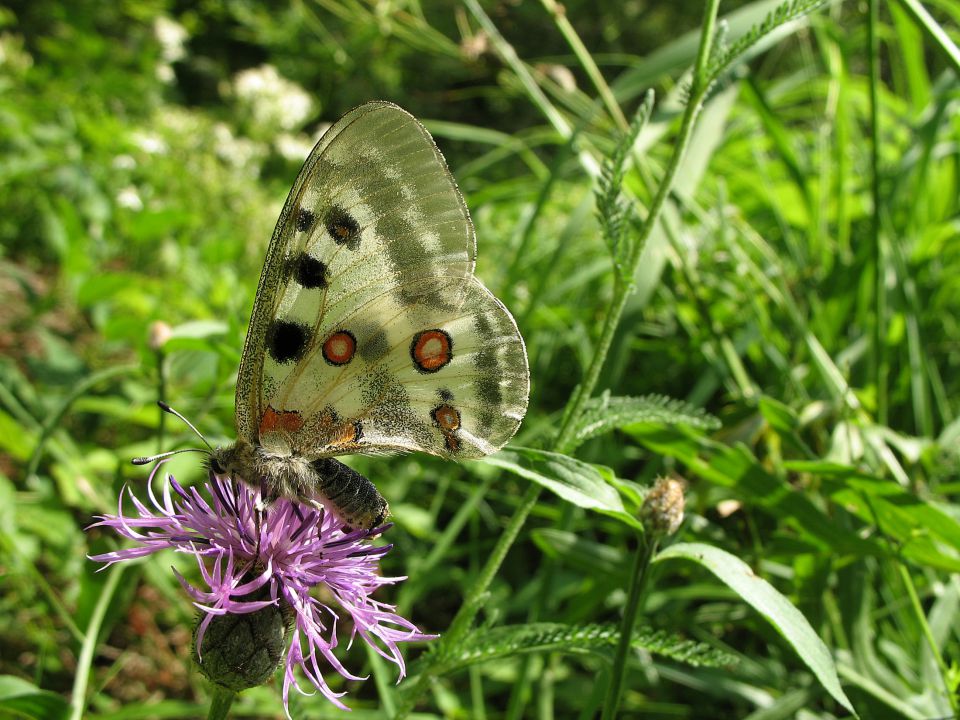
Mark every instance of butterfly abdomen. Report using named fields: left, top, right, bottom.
left=309, top=458, right=389, bottom=531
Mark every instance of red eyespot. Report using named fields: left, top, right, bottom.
left=432, top=404, right=461, bottom=431
left=432, top=403, right=462, bottom=453
left=411, top=329, right=452, bottom=373
left=323, top=330, right=357, bottom=366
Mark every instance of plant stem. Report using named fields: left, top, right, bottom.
left=539, top=0, right=628, bottom=131
left=396, top=483, right=543, bottom=716
left=156, top=347, right=167, bottom=453
left=867, top=0, right=888, bottom=426
left=444, top=482, right=543, bottom=646
left=69, top=564, right=125, bottom=720
left=896, top=562, right=960, bottom=716
left=893, top=0, right=960, bottom=73
left=206, top=686, right=236, bottom=720
left=601, top=535, right=659, bottom=720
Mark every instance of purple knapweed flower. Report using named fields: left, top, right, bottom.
left=88, top=464, right=434, bottom=714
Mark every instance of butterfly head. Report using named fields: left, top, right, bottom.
left=206, top=440, right=260, bottom=483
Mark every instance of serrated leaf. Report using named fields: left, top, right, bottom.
left=483, top=447, right=642, bottom=529
left=595, top=93, right=655, bottom=276
left=570, top=393, right=720, bottom=452
left=708, top=0, right=829, bottom=86
left=655, top=543, right=858, bottom=716
left=427, top=622, right=736, bottom=676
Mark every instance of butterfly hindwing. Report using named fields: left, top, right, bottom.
left=236, top=101, right=529, bottom=462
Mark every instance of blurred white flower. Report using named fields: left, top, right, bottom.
left=213, top=123, right=263, bottom=173
left=274, top=133, right=315, bottom=162
left=536, top=63, right=577, bottom=93
left=0, top=33, right=33, bottom=72
left=132, top=131, right=169, bottom=155
left=116, top=186, right=143, bottom=211
left=112, top=154, right=137, bottom=170
left=153, top=16, right=187, bottom=84
left=154, top=16, right=188, bottom=63
left=233, top=64, right=314, bottom=134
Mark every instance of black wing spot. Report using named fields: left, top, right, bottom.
left=359, top=327, right=389, bottom=363
left=266, top=320, right=311, bottom=364
left=296, top=207, right=316, bottom=233
left=326, top=206, right=361, bottom=250
left=294, top=253, right=328, bottom=289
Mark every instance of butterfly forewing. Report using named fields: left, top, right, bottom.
left=236, top=101, right=528, bottom=464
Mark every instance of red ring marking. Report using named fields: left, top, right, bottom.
left=412, top=329, right=452, bottom=372
left=432, top=403, right=461, bottom=431
left=323, top=330, right=356, bottom=365
left=259, top=406, right=304, bottom=435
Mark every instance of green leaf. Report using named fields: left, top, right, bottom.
left=483, top=447, right=642, bottom=529
left=426, top=622, right=737, bottom=676
left=0, top=408, right=34, bottom=461
left=789, top=460, right=960, bottom=572
left=531, top=528, right=627, bottom=577
left=0, top=675, right=69, bottom=720
left=758, top=395, right=800, bottom=434
left=572, top=392, right=720, bottom=451
left=161, top=320, right=229, bottom=352
left=707, top=0, right=830, bottom=85
left=655, top=543, right=858, bottom=716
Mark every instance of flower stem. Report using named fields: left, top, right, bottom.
left=539, top=0, right=629, bottom=131
left=601, top=534, right=658, bottom=720
left=69, top=564, right=125, bottom=720
left=206, top=686, right=236, bottom=720
left=156, top=346, right=167, bottom=452
left=867, top=0, right=888, bottom=427
left=396, top=482, right=543, bottom=717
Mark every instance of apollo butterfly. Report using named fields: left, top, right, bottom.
left=200, top=101, right=530, bottom=529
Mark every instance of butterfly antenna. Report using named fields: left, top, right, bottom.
left=157, top=401, right=215, bottom=452
left=131, top=447, right=209, bottom=465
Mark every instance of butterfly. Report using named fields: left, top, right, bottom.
left=195, top=101, right=530, bottom=530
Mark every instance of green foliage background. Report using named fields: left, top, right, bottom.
left=2, top=0, right=960, bottom=717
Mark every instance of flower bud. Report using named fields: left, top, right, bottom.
left=640, top=477, right=685, bottom=538
left=193, top=597, right=291, bottom=692
left=148, top=321, right=173, bottom=351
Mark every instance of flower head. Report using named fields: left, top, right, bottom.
left=88, top=465, right=434, bottom=713
left=639, top=476, right=685, bottom=538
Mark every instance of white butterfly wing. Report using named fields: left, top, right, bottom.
left=236, top=102, right=528, bottom=460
